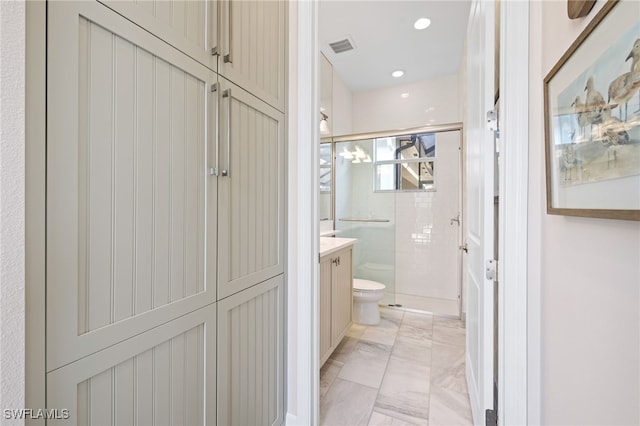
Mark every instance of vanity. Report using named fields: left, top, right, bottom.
left=319, top=237, right=356, bottom=366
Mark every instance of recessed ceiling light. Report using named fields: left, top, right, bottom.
left=400, top=93, right=410, bottom=99
left=414, top=17, right=431, bottom=30
left=392, top=70, right=405, bottom=78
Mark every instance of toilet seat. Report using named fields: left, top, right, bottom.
left=353, top=278, right=385, bottom=292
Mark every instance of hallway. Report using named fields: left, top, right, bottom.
left=320, top=307, right=472, bottom=425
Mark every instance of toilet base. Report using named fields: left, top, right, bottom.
left=353, top=301, right=381, bottom=325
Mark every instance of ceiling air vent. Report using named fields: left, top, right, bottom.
left=329, top=37, right=356, bottom=54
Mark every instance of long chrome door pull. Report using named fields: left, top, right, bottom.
left=221, top=88, right=232, bottom=177
left=223, top=0, right=233, bottom=63
left=211, top=0, right=221, bottom=56
left=209, top=83, right=220, bottom=176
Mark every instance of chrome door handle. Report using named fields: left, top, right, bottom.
left=209, top=83, right=220, bottom=176
left=224, top=0, right=233, bottom=63
left=221, top=88, right=232, bottom=177
left=212, top=0, right=221, bottom=56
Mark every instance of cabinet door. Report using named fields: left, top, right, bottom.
left=217, top=77, right=285, bottom=300
left=219, top=0, right=286, bottom=111
left=99, top=0, right=218, bottom=72
left=217, top=275, right=285, bottom=426
left=47, top=304, right=216, bottom=425
left=47, top=1, right=218, bottom=370
left=319, top=256, right=333, bottom=364
left=332, top=249, right=353, bottom=343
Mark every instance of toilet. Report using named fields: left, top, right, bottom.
left=353, top=278, right=386, bottom=325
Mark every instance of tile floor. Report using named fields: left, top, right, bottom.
left=320, top=307, right=473, bottom=426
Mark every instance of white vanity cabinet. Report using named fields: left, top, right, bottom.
left=319, top=238, right=355, bottom=366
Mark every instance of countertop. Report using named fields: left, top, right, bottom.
left=319, top=237, right=357, bottom=259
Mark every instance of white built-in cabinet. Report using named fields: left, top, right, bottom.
left=100, top=0, right=219, bottom=72
left=219, top=0, right=287, bottom=111
left=45, top=0, right=285, bottom=424
left=216, top=76, right=285, bottom=300
left=319, top=247, right=353, bottom=366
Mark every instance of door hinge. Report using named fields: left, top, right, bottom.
left=486, top=259, right=498, bottom=281
left=486, top=109, right=498, bottom=131
left=486, top=409, right=498, bottom=426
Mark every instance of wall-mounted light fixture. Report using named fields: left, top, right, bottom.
left=320, top=112, right=330, bottom=135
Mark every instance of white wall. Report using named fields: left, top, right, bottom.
left=351, top=74, right=461, bottom=133
left=331, top=67, right=352, bottom=136
left=0, top=0, right=26, bottom=421
left=529, top=1, right=640, bottom=424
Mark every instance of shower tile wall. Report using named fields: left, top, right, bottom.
left=394, top=131, right=461, bottom=311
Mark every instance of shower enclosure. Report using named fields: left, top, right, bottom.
left=321, top=123, right=463, bottom=316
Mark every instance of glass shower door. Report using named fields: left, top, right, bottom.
left=334, top=139, right=396, bottom=306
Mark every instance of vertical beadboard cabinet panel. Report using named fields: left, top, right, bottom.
left=47, top=1, right=218, bottom=370
left=319, top=247, right=353, bottom=366
left=217, top=77, right=285, bottom=300
left=217, top=275, right=285, bottom=426
left=219, top=0, right=286, bottom=112
left=99, top=0, right=218, bottom=72
left=47, top=304, right=216, bottom=425
left=319, top=257, right=333, bottom=365
left=332, top=248, right=353, bottom=345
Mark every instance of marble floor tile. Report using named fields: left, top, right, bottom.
left=375, top=356, right=430, bottom=423
left=320, top=359, right=343, bottom=399
left=329, top=335, right=359, bottom=364
left=320, top=378, right=379, bottom=426
left=380, top=356, right=430, bottom=395
left=401, top=312, right=434, bottom=331
left=397, top=322, right=433, bottom=343
left=368, top=411, right=423, bottom=426
left=392, top=335, right=432, bottom=365
left=428, top=385, right=472, bottom=426
left=380, top=307, right=406, bottom=323
left=338, top=340, right=392, bottom=389
left=432, top=317, right=465, bottom=347
left=431, top=343, right=467, bottom=395
left=321, top=306, right=472, bottom=426
left=374, top=394, right=430, bottom=426
left=347, top=323, right=367, bottom=339
left=360, top=318, right=401, bottom=346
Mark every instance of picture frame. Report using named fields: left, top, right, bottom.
left=544, top=0, right=640, bottom=221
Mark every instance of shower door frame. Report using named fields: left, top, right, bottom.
left=326, top=122, right=465, bottom=318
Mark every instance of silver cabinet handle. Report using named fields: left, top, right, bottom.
left=208, top=83, right=220, bottom=176
left=221, top=88, right=232, bottom=177
left=212, top=0, right=221, bottom=56
left=223, top=0, right=233, bottom=63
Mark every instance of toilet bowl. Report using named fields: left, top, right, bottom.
left=353, top=278, right=386, bottom=325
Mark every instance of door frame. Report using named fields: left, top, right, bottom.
left=497, top=1, right=530, bottom=424
left=286, top=0, right=320, bottom=425
left=287, top=1, right=534, bottom=426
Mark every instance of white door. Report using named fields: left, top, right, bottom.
left=465, top=0, right=496, bottom=423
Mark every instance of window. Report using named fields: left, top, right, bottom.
left=374, top=133, right=436, bottom=191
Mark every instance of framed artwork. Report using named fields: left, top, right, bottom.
left=544, top=0, right=640, bottom=221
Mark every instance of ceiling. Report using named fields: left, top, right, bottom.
left=319, top=0, right=472, bottom=93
